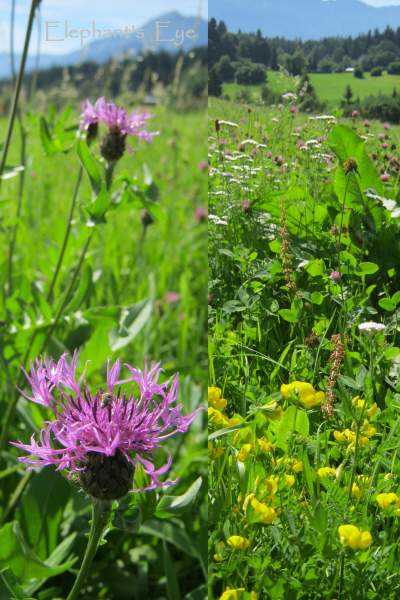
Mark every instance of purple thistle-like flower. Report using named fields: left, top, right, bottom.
left=79, top=97, right=159, bottom=160
left=11, top=352, right=202, bottom=495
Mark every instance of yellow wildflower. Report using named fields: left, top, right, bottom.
left=208, top=407, right=229, bottom=427
left=291, top=460, right=303, bottom=473
left=356, top=475, right=371, bottom=486
left=219, top=588, right=257, bottom=600
left=256, top=437, right=275, bottom=453
left=208, top=386, right=227, bottom=410
left=280, top=381, right=325, bottom=409
left=285, top=474, right=295, bottom=487
left=236, top=444, right=252, bottom=462
left=376, top=492, right=400, bottom=512
left=208, top=442, right=224, bottom=460
left=264, top=477, right=279, bottom=497
left=267, top=406, right=284, bottom=421
left=227, top=536, right=250, bottom=550
left=338, top=524, right=372, bottom=550
left=351, top=396, right=377, bottom=418
left=250, top=497, right=280, bottom=524
left=318, top=467, right=338, bottom=478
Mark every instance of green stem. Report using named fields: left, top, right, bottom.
left=336, top=175, right=351, bottom=323
left=0, top=232, right=93, bottom=453
left=347, top=401, right=367, bottom=503
left=7, top=128, right=26, bottom=296
left=338, top=553, right=345, bottom=600
left=66, top=499, right=111, bottom=600
left=0, top=0, right=39, bottom=185
left=46, top=166, right=83, bottom=301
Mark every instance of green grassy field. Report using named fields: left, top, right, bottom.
left=223, top=70, right=400, bottom=107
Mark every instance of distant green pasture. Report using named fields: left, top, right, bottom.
left=222, top=70, right=400, bottom=107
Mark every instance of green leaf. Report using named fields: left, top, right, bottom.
left=291, top=297, right=303, bottom=319
left=109, top=299, right=153, bottom=351
left=385, top=347, right=400, bottom=360
left=276, top=405, right=309, bottom=450
left=313, top=501, right=327, bottom=534
left=392, top=291, right=400, bottom=306
left=278, top=309, right=297, bottom=323
left=39, top=115, right=57, bottom=157
left=338, top=375, right=360, bottom=389
left=15, top=468, right=71, bottom=561
left=112, top=503, right=142, bottom=534
left=304, top=260, right=325, bottom=277
left=379, top=298, right=395, bottom=311
left=0, top=522, right=75, bottom=584
left=310, top=292, right=324, bottom=305
left=139, top=521, right=199, bottom=558
left=354, top=262, right=379, bottom=276
left=163, top=539, right=181, bottom=600
left=329, top=124, right=384, bottom=231
left=0, top=567, right=24, bottom=600
left=0, top=166, right=24, bottom=180
left=132, top=464, right=158, bottom=523
left=80, top=327, right=111, bottom=379
left=81, top=306, right=121, bottom=329
left=30, top=283, right=52, bottom=323
left=339, top=251, right=356, bottom=268
left=155, top=478, right=202, bottom=519
left=76, top=139, right=102, bottom=200
left=64, top=265, right=92, bottom=313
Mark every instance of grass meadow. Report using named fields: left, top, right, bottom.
left=208, top=95, right=400, bottom=599
left=223, top=71, right=400, bottom=107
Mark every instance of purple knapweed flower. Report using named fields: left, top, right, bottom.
left=364, top=120, right=370, bottom=127
left=330, top=270, right=341, bottom=280
left=198, top=160, right=207, bottom=172
left=378, top=133, right=385, bottom=140
left=11, top=352, right=202, bottom=496
left=79, top=97, right=158, bottom=161
left=289, top=105, right=298, bottom=114
left=384, top=123, right=390, bottom=130
left=381, top=173, right=390, bottom=182
left=381, top=143, right=389, bottom=149
left=352, top=110, right=359, bottom=118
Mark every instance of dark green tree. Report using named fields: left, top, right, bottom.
left=344, top=84, right=354, bottom=104
left=208, top=66, right=222, bottom=97
left=270, top=44, right=278, bottom=71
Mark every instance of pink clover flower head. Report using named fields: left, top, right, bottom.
left=364, top=120, right=370, bottom=127
left=384, top=123, right=390, bottom=130
left=240, top=118, right=247, bottom=124
left=241, top=200, right=252, bottom=213
left=381, top=173, right=390, bottom=182
left=324, top=178, right=331, bottom=184
left=330, top=270, right=341, bottom=280
left=378, top=133, right=385, bottom=140
left=381, top=143, right=389, bottom=149
left=194, top=207, right=207, bottom=222
left=165, top=292, right=180, bottom=304
left=11, top=352, right=202, bottom=494
left=296, top=126, right=303, bottom=132
left=289, top=105, right=298, bottom=114
left=352, top=110, right=359, bottom=118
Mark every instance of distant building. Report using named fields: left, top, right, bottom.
left=345, top=67, right=355, bottom=72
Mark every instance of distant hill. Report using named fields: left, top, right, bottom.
left=210, top=0, right=400, bottom=39
left=0, top=11, right=207, bottom=80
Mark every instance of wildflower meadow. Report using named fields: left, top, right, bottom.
left=0, top=4, right=207, bottom=599
left=208, top=94, right=400, bottom=599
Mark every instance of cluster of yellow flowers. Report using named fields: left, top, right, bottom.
left=334, top=419, right=376, bottom=452
left=338, top=524, right=372, bottom=550
left=376, top=492, right=400, bottom=516
left=219, top=587, right=257, bottom=600
left=208, top=386, right=239, bottom=459
left=280, top=381, right=325, bottom=409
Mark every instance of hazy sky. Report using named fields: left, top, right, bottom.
left=360, top=0, right=400, bottom=5
left=0, top=0, right=207, bottom=55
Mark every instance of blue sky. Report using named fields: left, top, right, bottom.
left=0, top=0, right=207, bottom=55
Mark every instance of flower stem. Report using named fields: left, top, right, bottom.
left=338, top=553, right=345, bottom=599
left=347, top=401, right=367, bottom=503
left=46, top=166, right=83, bottom=301
left=66, top=499, right=112, bottom=600
left=0, top=0, right=39, bottom=185
left=336, top=175, right=351, bottom=321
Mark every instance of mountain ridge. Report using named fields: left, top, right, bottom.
left=0, top=11, right=207, bottom=80
left=210, top=0, right=400, bottom=40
